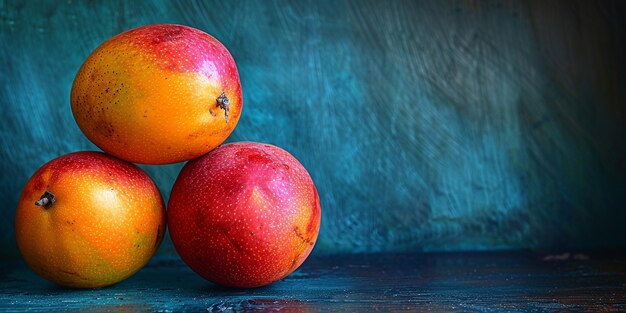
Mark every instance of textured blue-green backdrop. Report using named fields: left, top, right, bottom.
left=1, top=0, right=625, bottom=259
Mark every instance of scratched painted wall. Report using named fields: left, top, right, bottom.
left=1, top=0, right=625, bottom=259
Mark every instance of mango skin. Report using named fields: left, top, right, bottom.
left=168, top=142, right=321, bottom=288
left=71, top=24, right=242, bottom=164
left=15, top=151, right=166, bottom=288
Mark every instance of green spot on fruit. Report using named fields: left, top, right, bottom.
left=134, top=234, right=149, bottom=248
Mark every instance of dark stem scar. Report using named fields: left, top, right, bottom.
left=35, top=191, right=55, bottom=209
left=216, top=92, right=230, bottom=123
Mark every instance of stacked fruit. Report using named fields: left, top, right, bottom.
left=15, top=24, right=321, bottom=289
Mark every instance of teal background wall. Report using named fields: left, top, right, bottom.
left=1, top=0, right=625, bottom=259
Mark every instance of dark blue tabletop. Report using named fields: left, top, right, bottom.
left=2, top=251, right=625, bottom=312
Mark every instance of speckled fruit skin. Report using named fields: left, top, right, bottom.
left=168, top=142, right=321, bottom=288
left=71, top=24, right=242, bottom=164
left=15, top=152, right=166, bottom=288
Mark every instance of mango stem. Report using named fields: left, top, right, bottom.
left=35, top=191, right=55, bottom=209
left=216, top=92, right=230, bottom=123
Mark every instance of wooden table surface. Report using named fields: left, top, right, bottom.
left=1, top=251, right=625, bottom=312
